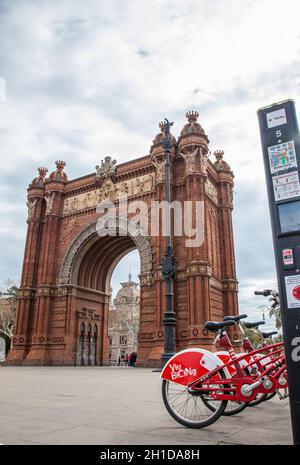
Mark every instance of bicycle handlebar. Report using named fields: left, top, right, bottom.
left=255, top=289, right=279, bottom=299
left=254, top=289, right=273, bottom=296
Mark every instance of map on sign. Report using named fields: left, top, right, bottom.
left=268, top=140, right=297, bottom=174
left=272, top=171, right=300, bottom=201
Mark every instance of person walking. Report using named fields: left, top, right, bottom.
left=130, top=351, right=137, bottom=367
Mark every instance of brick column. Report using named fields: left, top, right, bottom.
left=7, top=168, right=47, bottom=365
left=24, top=161, right=67, bottom=364
left=177, top=111, right=211, bottom=348
left=214, top=150, right=239, bottom=317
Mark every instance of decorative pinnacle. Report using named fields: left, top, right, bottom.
left=55, top=160, right=66, bottom=170
left=186, top=110, right=199, bottom=123
left=38, top=167, right=48, bottom=178
left=214, top=150, right=224, bottom=160
left=159, top=120, right=167, bottom=132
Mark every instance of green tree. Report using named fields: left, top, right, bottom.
left=268, top=294, right=282, bottom=330
left=240, top=322, right=262, bottom=348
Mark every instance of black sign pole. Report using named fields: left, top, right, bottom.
left=258, top=99, right=300, bottom=445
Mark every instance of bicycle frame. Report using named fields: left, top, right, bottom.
left=215, top=324, right=283, bottom=377
left=187, top=335, right=287, bottom=402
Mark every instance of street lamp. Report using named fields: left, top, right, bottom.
left=161, top=118, right=177, bottom=366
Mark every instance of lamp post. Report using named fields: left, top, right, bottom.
left=161, top=118, right=177, bottom=365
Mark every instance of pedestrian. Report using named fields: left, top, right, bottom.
left=129, top=352, right=134, bottom=367
left=131, top=351, right=137, bottom=367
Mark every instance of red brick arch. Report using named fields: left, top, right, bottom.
left=8, top=113, right=239, bottom=367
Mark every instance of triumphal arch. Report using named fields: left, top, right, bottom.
left=8, top=111, right=238, bottom=366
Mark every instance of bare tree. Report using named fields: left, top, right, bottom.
left=0, top=280, right=19, bottom=346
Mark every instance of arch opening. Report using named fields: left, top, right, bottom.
left=108, top=250, right=140, bottom=366
left=60, top=219, right=151, bottom=366
left=60, top=218, right=152, bottom=289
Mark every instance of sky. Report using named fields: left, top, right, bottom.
left=1, top=0, right=300, bottom=330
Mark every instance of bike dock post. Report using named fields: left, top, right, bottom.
left=258, top=99, right=300, bottom=445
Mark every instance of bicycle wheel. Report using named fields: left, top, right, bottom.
left=248, top=390, right=277, bottom=406
left=266, top=391, right=276, bottom=401
left=162, top=371, right=227, bottom=428
left=247, top=393, right=267, bottom=407
left=200, top=393, right=248, bottom=416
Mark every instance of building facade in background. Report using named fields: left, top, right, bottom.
left=108, top=274, right=140, bottom=365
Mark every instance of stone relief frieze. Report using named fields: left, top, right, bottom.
left=205, top=179, right=218, bottom=205
left=63, top=173, right=154, bottom=215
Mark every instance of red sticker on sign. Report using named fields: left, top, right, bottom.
left=282, top=248, right=293, bottom=266
left=293, top=285, right=300, bottom=300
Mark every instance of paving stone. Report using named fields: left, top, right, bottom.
left=0, top=367, right=293, bottom=445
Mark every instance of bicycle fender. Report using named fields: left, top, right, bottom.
left=160, top=348, right=225, bottom=386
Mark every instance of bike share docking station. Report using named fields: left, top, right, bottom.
left=258, top=100, right=300, bottom=444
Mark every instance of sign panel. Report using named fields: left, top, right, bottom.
left=266, top=107, right=287, bottom=128
left=285, top=275, right=300, bottom=308
left=278, top=201, right=300, bottom=234
left=258, top=99, right=300, bottom=444
left=272, top=171, right=300, bottom=201
left=268, top=140, right=297, bottom=174
left=282, top=248, right=294, bottom=266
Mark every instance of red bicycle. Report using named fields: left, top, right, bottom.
left=205, top=314, right=280, bottom=414
left=161, top=317, right=287, bottom=428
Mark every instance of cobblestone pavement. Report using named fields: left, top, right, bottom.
left=0, top=366, right=292, bottom=445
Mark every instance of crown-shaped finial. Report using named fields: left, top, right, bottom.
left=55, top=160, right=66, bottom=170
left=38, top=167, right=48, bottom=178
left=214, top=150, right=224, bottom=160
left=159, top=121, right=167, bottom=132
left=186, top=111, right=199, bottom=123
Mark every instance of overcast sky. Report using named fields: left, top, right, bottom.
left=1, top=0, right=300, bottom=328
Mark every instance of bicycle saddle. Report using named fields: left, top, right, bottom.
left=223, top=313, right=247, bottom=322
left=204, top=319, right=237, bottom=332
left=244, top=320, right=265, bottom=329
left=261, top=330, right=278, bottom=338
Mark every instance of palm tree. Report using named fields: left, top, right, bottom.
left=268, top=293, right=282, bottom=330
left=240, top=322, right=262, bottom=348
left=269, top=305, right=282, bottom=329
